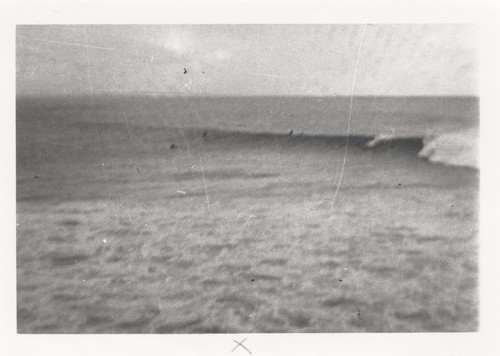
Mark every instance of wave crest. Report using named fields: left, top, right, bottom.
left=365, top=133, right=396, bottom=147
left=417, top=127, right=478, bottom=169
left=365, top=127, right=478, bottom=169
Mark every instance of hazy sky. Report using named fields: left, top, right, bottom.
left=16, top=24, right=477, bottom=96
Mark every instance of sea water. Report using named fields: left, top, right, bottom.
left=17, top=95, right=479, bottom=332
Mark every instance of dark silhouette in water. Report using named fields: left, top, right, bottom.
left=202, top=130, right=208, bottom=138
left=289, top=130, right=294, bottom=136
left=170, top=143, right=176, bottom=149
left=183, top=68, right=187, bottom=74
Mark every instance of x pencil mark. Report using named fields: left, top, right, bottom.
left=231, top=338, right=252, bottom=355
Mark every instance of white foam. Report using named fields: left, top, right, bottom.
left=418, top=126, right=479, bottom=169
left=365, top=133, right=396, bottom=147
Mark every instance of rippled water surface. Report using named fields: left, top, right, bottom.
left=17, top=96, right=479, bottom=333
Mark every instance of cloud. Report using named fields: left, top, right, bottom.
left=159, top=28, right=194, bottom=57
left=156, top=29, right=231, bottom=67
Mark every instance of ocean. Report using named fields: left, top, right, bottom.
left=17, top=95, right=479, bottom=333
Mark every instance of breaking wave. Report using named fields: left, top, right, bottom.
left=418, top=127, right=478, bottom=169
left=366, top=127, right=478, bottom=169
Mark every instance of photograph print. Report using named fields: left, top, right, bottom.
left=16, top=24, right=479, bottom=333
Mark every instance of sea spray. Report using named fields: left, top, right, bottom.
left=365, top=126, right=478, bottom=169
left=418, top=127, right=478, bottom=169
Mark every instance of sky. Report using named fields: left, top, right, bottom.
left=16, top=24, right=477, bottom=96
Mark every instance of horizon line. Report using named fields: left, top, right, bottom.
left=16, top=93, right=480, bottom=99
